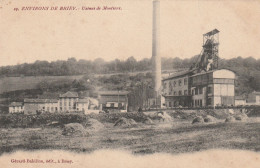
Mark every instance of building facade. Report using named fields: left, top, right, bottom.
left=247, top=91, right=260, bottom=105
left=98, top=91, right=128, bottom=112
left=9, top=102, right=24, bottom=113
left=58, top=91, right=79, bottom=112
left=162, top=71, right=193, bottom=107
left=190, top=69, right=235, bottom=107
left=162, top=69, right=235, bottom=108
left=16, top=91, right=91, bottom=114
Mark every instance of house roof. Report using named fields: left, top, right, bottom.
left=9, top=102, right=23, bottom=107
left=24, top=99, right=58, bottom=103
left=162, top=70, right=193, bottom=81
left=45, top=99, right=58, bottom=103
left=190, top=68, right=235, bottom=77
left=59, top=91, right=78, bottom=98
left=99, top=91, right=129, bottom=96
left=251, top=91, right=260, bottom=95
left=235, top=96, right=245, bottom=100
left=78, top=98, right=89, bottom=103
left=24, top=99, right=46, bottom=103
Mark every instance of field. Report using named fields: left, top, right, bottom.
left=0, top=75, right=83, bottom=94
left=0, top=112, right=259, bottom=156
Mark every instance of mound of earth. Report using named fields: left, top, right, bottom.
left=225, top=116, right=236, bottom=123
left=235, top=113, right=248, bottom=121
left=143, top=117, right=154, bottom=125
left=62, top=123, right=88, bottom=136
left=114, top=117, right=137, bottom=127
left=84, top=119, right=104, bottom=131
left=204, top=115, right=217, bottom=123
left=192, top=116, right=204, bottom=124
left=157, top=112, right=173, bottom=122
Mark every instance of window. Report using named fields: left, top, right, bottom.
left=179, top=79, right=182, bottom=86
left=169, top=102, right=172, bottom=107
left=207, top=98, right=212, bottom=105
left=69, top=101, right=71, bottom=106
left=60, top=107, right=62, bottom=110
left=179, top=90, right=182, bottom=96
left=184, top=90, right=188, bottom=95
left=195, top=88, right=198, bottom=95
left=163, top=82, right=167, bottom=89
left=184, top=78, right=187, bottom=85
left=174, top=91, right=177, bottom=95
left=208, top=86, right=212, bottom=93
left=173, top=81, right=176, bottom=87
left=199, top=88, right=203, bottom=94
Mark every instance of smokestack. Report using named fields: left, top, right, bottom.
left=152, top=0, right=161, bottom=94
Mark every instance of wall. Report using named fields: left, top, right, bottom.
left=9, top=106, right=23, bottom=113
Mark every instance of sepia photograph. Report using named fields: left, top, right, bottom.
left=0, top=0, right=260, bottom=167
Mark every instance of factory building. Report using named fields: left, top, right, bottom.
left=162, top=69, right=235, bottom=108
left=98, top=91, right=128, bottom=112
left=162, top=70, right=193, bottom=107
left=190, top=69, right=235, bottom=107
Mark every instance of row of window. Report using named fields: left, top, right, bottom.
left=193, top=99, right=203, bottom=107
left=164, top=78, right=188, bottom=89
left=169, top=90, right=188, bottom=96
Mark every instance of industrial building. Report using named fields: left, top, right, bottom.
left=98, top=91, right=128, bottom=112
left=162, top=29, right=236, bottom=108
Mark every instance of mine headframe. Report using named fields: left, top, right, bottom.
left=191, top=29, right=220, bottom=72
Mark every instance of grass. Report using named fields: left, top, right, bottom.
left=0, top=75, right=83, bottom=94
left=0, top=117, right=259, bottom=155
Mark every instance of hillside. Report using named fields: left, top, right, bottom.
left=0, top=56, right=260, bottom=97
left=0, top=75, right=83, bottom=94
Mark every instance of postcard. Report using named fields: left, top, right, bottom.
left=0, top=0, right=260, bottom=167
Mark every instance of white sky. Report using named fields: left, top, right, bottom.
left=0, top=0, right=260, bottom=66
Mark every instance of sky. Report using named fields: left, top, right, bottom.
left=0, top=0, right=260, bottom=66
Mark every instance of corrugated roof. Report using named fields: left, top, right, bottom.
left=59, top=91, right=78, bottom=98
left=9, top=102, right=23, bottom=107
left=99, top=91, right=129, bottom=96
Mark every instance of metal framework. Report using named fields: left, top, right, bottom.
left=193, top=29, right=220, bottom=72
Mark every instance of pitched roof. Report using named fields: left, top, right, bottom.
left=45, top=99, right=58, bottom=103
left=24, top=98, right=46, bottom=103
left=99, top=91, right=129, bottom=96
left=9, top=102, right=23, bottom=107
left=59, top=91, right=78, bottom=98
left=162, top=70, right=193, bottom=81
left=24, top=99, right=58, bottom=103
left=251, top=91, right=260, bottom=95
left=78, top=98, right=89, bottom=103
left=235, top=96, right=245, bottom=100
